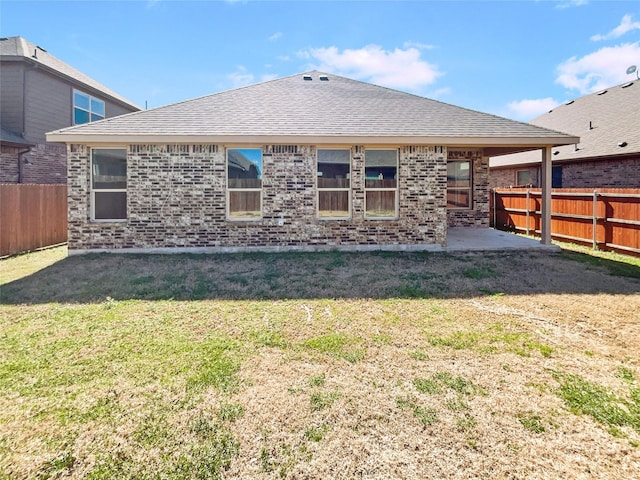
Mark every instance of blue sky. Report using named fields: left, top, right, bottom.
left=2, top=0, right=639, bottom=121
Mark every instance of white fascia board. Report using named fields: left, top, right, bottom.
left=46, top=132, right=580, bottom=147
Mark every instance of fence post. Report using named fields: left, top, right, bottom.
left=492, top=189, right=496, bottom=229
left=592, top=190, right=598, bottom=250
left=525, top=189, right=530, bottom=235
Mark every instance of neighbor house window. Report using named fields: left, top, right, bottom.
left=552, top=166, right=563, bottom=188
left=516, top=170, right=531, bottom=186
left=74, top=90, right=105, bottom=125
left=91, top=148, right=127, bottom=221
left=317, top=149, right=350, bottom=218
left=365, top=149, right=398, bottom=218
left=227, top=148, right=262, bottom=219
left=447, top=160, right=471, bottom=209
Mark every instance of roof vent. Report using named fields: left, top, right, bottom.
left=564, top=100, right=574, bottom=105
left=622, top=81, right=634, bottom=88
left=597, top=90, right=607, bottom=95
left=302, top=75, right=313, bottom=81
left=319, top=75, right=329, bottom=81
left=618, top=141, right=628, bottom=148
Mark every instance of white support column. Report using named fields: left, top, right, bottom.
left=540, top=146, right=552, bottom=245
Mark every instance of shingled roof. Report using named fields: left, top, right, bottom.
left=0, top=36, right=139, bottom=111
left=47, top=71, right=578, bottom=148
left=491, top=80, right=639, bottom=168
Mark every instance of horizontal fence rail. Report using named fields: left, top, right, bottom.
left=491, top=188, right=640, bottom=257
left=0, top=184, right=67, bottom=257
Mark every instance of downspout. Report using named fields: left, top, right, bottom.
left=17, top=146, right=34, bottom=184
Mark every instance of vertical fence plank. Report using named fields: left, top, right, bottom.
left=592, top=190, right=597, bottom=250
left=0, top=184, right=67, bottom=257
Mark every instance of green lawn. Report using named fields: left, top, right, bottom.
left=1, top=246, right=639, bottom=479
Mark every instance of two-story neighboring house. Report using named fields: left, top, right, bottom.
left=0, top=36, right=140, bottom=183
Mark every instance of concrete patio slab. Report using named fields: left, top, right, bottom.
left=446, top=228, right=560, bottom=253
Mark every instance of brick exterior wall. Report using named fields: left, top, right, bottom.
left=0, top=143, right=66, bottom=184
left=560, top=156, right=640, bottom=188
left=0, top=146, right=20, bottom=183
left=490, top=155, right=640, bottom=189
left=446, top=150, right=490, bottom=227
left=489, top=166, right=539, bottom=189
left=67, top=143, right=469, bottom=252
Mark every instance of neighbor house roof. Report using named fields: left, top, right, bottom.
left=47, top=71, right=578, bottom=150
left=491, top=80, right=640, bottom=168
left=0, top=36, right=139, bottom=111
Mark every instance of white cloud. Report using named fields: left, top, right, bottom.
left=269, top=32, right=283, bottom=42
left=591, top=14, right=640, bottom=41
left=403, top=41, right=435, bottom=50
left=555, top=0, right=588, bottom=9
left=429, top=87, right=451, bottom=99
left=227, top=67, right=279, bottom=88
left=555, top=42, right=640, bottom=93
left=506, top=97, right=559, bottom=121
left=298, top=44, right=443, bottom=91
left=227, top=66, right=254, bottom=88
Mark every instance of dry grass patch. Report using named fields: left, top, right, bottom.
left=1, top=246, right=639, bottom=479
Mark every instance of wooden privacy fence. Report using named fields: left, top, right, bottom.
left=0, top=184, right=67, bottom=257
left=491, top=188, right=640, bottom=256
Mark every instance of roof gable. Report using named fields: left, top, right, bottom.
left=0, top=36, right=139, bottom=111
left=47, top=71, right=578, bottom=146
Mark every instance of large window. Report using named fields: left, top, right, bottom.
left=317, top=149, right=350, bottom=218
left=74, top=90, right=105, bottom=125
left=227, top=148, right=262, bottom=219
left=91, top=148, right=127, bottom=221
left=447, top=160, right=471, bottom=209
left=365, top=149, right=398, bottom=218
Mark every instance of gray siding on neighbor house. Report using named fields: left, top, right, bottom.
left=104, top=99, right=135, bottom=119
left=22, top=68, right=136, bottom=144
left=0, top=62, right=25, bottom=136
left=24, top=67, right=71, bottom=144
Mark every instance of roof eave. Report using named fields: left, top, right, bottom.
left=45, top=132, right=580, bottom=147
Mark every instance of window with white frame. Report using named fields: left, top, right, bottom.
left=317, top=149, right=351, bottom=218
left=447, top=160, right=472, bottom=209
left=74, top=90, right=105, bottom=125
left=227, top=148, right=262, bottom=219
left=91, top=148, right=127, bottom=221
left=365, top=149, right=398, bottom=218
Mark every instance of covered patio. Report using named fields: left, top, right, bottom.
left=445, top=227, right=560, bottom=253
